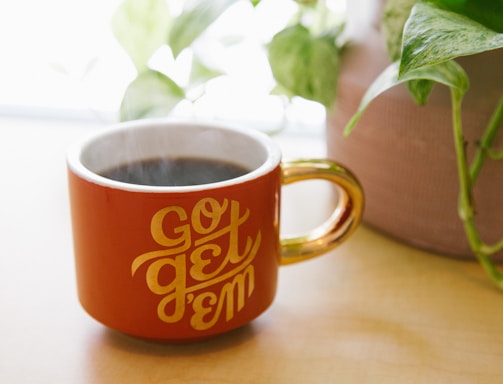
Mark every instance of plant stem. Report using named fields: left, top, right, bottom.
left=470, top=95, right=503, bottom=182
left=452, top=91, right=503, bottom=289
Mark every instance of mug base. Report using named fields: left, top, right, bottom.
left=109, top=322, right=256, bottom=345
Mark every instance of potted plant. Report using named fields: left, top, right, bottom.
left=110, top=0, right=503, bottom=288
left=334, top=0, right=503, bottom=288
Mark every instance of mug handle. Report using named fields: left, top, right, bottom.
left=280, top=159, right=364, bottom=265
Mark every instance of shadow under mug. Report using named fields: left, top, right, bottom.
left=67, top=119, right=364, bottom=343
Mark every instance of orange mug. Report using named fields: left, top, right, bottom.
left=67, top=120, right=364, bottom=342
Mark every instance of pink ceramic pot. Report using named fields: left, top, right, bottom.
left=327, top=3, right=503, bottom=260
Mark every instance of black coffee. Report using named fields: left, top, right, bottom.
left=100, top=157, right=250, bottom=186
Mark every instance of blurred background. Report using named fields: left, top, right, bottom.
left=0, top=0, right=346, bottom=134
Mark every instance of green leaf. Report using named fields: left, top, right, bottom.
left=382, top=0, right=418, bottom=61
left=429, top=0, right=503, bottom=33
left=189, top=55, right=224, bottom=87
left=270, top=83, right=295, bottom=99
left=344, top=60, right=469, bottom=136
left=400, top=1, right=503, bottom=75
left=119, top=70, right=185, bottom=121
left=268, top=24, right=340, bottom=108
left=111, top=0, right=171, bottom=73
left=294, top=0, right=318, bottom=5
left=406, top=79, right=435, bottom=105
left=168, top=0, right=238, bottom=58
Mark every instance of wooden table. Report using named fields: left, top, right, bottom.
left=1, top=117, right=503, bottom=383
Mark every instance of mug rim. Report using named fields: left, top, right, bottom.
left=66, top=118, right=282, bottom=193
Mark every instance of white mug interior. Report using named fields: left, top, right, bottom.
left=67, top=119, right=282, bottom=192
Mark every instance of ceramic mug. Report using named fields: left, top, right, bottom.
left=67, top=119, right=364, bottom=342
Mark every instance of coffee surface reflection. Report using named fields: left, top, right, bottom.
left=100, top=157, right=250, bottom=186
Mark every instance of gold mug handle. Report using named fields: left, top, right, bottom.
left=280, top=159, right=364, bottom=265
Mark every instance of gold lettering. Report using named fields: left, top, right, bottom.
left=146, top=255, right=187, bottom=323
left=132, top=248, right=184, bottom=277
left=221, top=264, right=255, bottom=319
left=132, top=198, right=262, bottom=330
left=190, top=291, right=218, bottom=330
left=194, top=200, right=249, bottom=247
left=189, top=243, right=226, bottom=281
left=190, top=264, right=255, bottom=331
left=157, top=291, right=186, bottom=323
left=226, top=200, right=251, bottom=264
left=151, top=206, right=191, bottom=249
left=191, top=198, right=228, bottom=234
left=145, top=254, right=186, bottom=295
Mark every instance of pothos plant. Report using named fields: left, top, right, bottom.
left=111, top=0, right=344, bottom=121
left=344, top=0, right=503, bottom=289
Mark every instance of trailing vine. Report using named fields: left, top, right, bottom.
left=455, top=95, right=503, bottom=287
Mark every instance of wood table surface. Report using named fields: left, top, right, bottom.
left=1, top=117, right=503, bottom=384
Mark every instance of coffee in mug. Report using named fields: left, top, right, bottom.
left=100, top=157, right=249, bottom=186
